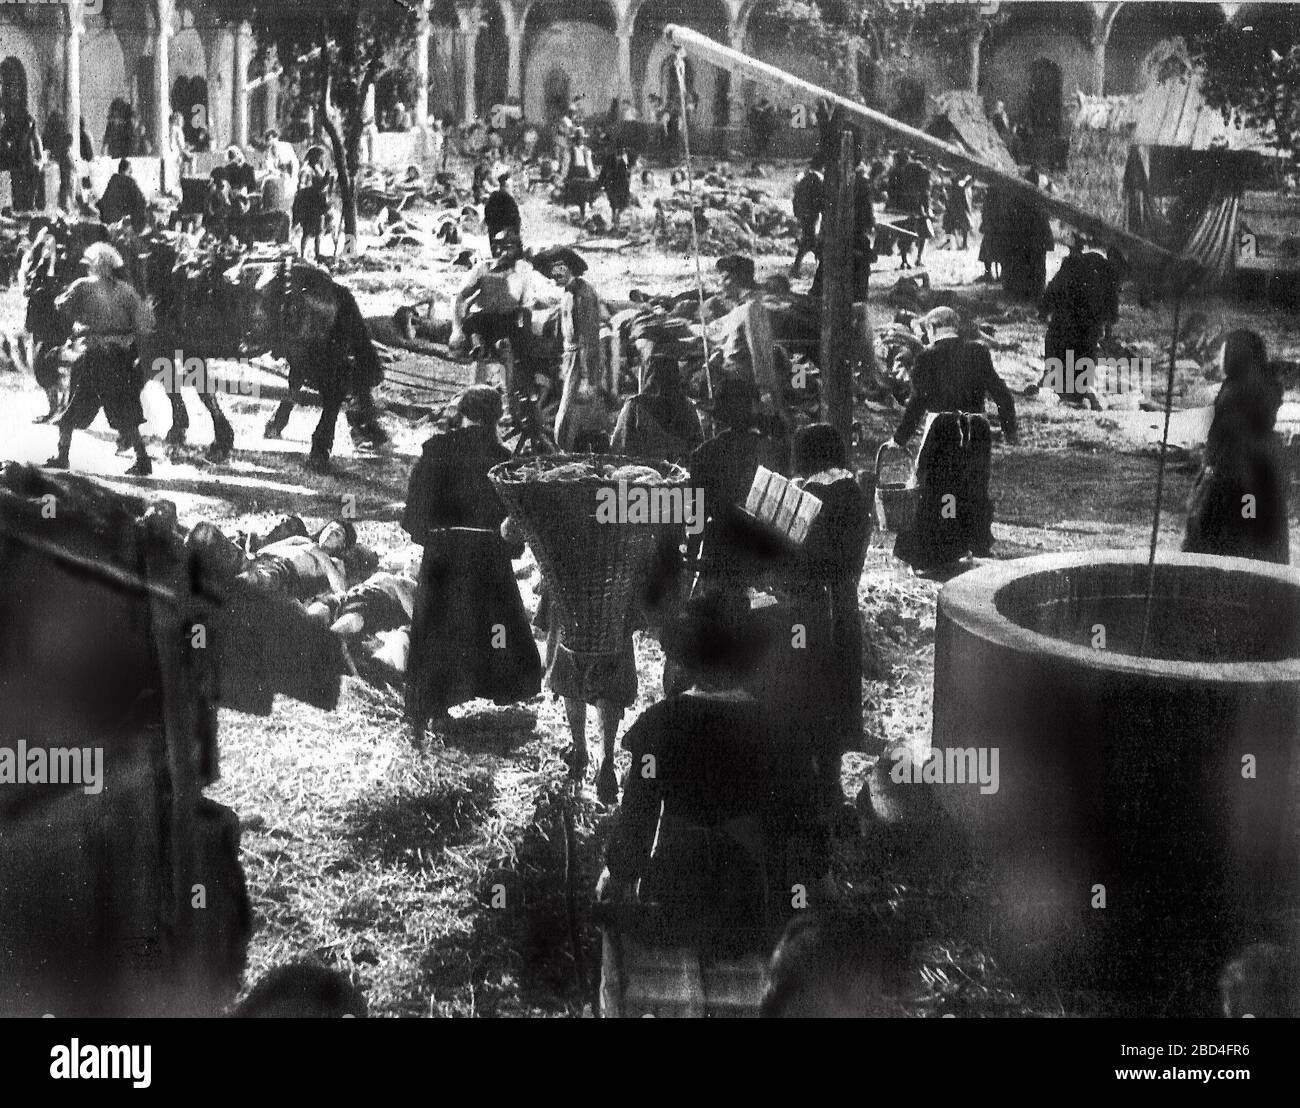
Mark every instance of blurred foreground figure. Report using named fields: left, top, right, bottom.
left=233, top=963, right=367, bottom=1018
left=1218, top=942, right=1298, bottom=1018
left=760, top=909, right=909, bottom=1017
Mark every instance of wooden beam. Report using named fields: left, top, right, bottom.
left=820, top=130, right=856, bottom=443
left=664, top=24, right=1186, bottom=278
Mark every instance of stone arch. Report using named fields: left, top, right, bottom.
left=1104, top=2, right=1221, bottom=94
left=633, top=0, right=730, bottom=126
left=81, top=25, right=129, bottom=155
left=475, top=1, right=510, bottom=119
left=523, top=0, right=618, bottom=124
left=1026, top=56, right=1063, bottom=135
left=1137, top=37, right=1192, bottom=87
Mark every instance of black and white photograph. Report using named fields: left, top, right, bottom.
left=0, top=0, right=1297, bottom=1063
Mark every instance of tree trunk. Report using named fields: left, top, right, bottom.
left=820, top=130, right=856, bottom=442
left=318, top=38, right=359, bottom=255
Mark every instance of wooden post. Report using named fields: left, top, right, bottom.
left=820, top=130, right=856, bottom=442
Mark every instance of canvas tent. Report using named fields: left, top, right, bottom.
left=1121, top=74, right=1285, bottom=282
left=925, top=91, right=1019, bottom=174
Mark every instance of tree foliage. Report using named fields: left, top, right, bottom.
left=1191, top=19, right=1300, bottom=161
left=208, top=0, right=420, bottom=249
left=753, top=0, right=1007, bottom=104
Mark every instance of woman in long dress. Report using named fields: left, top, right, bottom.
left=1183, top=330, right=1289, bottom=565
left=402, top=385, right=542, bottom=743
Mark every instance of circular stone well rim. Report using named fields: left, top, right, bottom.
left=939, top=549, right=1300, bottom=685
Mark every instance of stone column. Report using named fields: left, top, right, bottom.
left=967, top=24, right=984, bottom=93
left=457, top=5, right=483, bottom=124
left=727, top=24, right=747, bottom=127
left=415, top=0, right=432, bottom=128
left=64, top=8, right=84, bottom=167
left=508, top=31, right=525, bottom=105
left=616, top=31, right=633, bottom=104
left=264, top=79, right=279, bottom=134
left=154, top=0, right=175, bottom=170
left=1089, top=2, right=1120, bottom=95
left=233, top=20, right=253, bottom=148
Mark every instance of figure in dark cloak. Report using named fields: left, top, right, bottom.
left=1038, top=242, right=1107, bottom=407
left=402, top=385, right=542, bottom=742
left=597, top=144, right=634, bottom=229
left=892, top=307, right=1018, bottom=573
left=999, top=169, right=1054, bottom=301
left=685, top=377, right=788, bottom=599
left=772, top=424, right=872, bottom=806
left=1183, top=330, right=1290, bottom=565
left=611, top=355, right=702, bottom=463
left=98, top=159, right=149, bottom=229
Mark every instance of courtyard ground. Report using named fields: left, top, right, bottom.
left=3, top=161, right=1299, bottom=1015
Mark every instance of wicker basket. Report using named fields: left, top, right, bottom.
left=490, top=454, right=691, bottom=656
left=875, top=440, right=918, bottom=533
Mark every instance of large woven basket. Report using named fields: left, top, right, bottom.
left=490, top=454, right=691, bottom=656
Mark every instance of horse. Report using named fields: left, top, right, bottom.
left=112, top=228, right=387, bottom=472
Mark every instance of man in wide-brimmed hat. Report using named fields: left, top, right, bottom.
left=533, top=245, right=612, bottom=449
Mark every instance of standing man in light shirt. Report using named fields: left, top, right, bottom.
left=451, top=230, right=545, bottom=383
left=711, top=254, right=784, bottom=420
left=533, top=246, right=609, bottom=451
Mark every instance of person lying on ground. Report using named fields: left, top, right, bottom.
left=239, top=519, right=378, bottom=602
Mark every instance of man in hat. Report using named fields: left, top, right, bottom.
left=712, top=255, right=784, bottom=418
left=892, top=306, right=1017, bottom=568
left=790, top=160, right=825, bottom=278
left=894, top=307, right=1017, bottom=446
left=97, top=159, right=149, bottom=230
left=45, top=242, right=156, bottom=476
left=534, top=246, right=611, bottom=449
left=451, top=230, right=543, bottom=382
left=483, top=170, right=521, bottom=244
left=885, top=148, right=931, bottom=269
